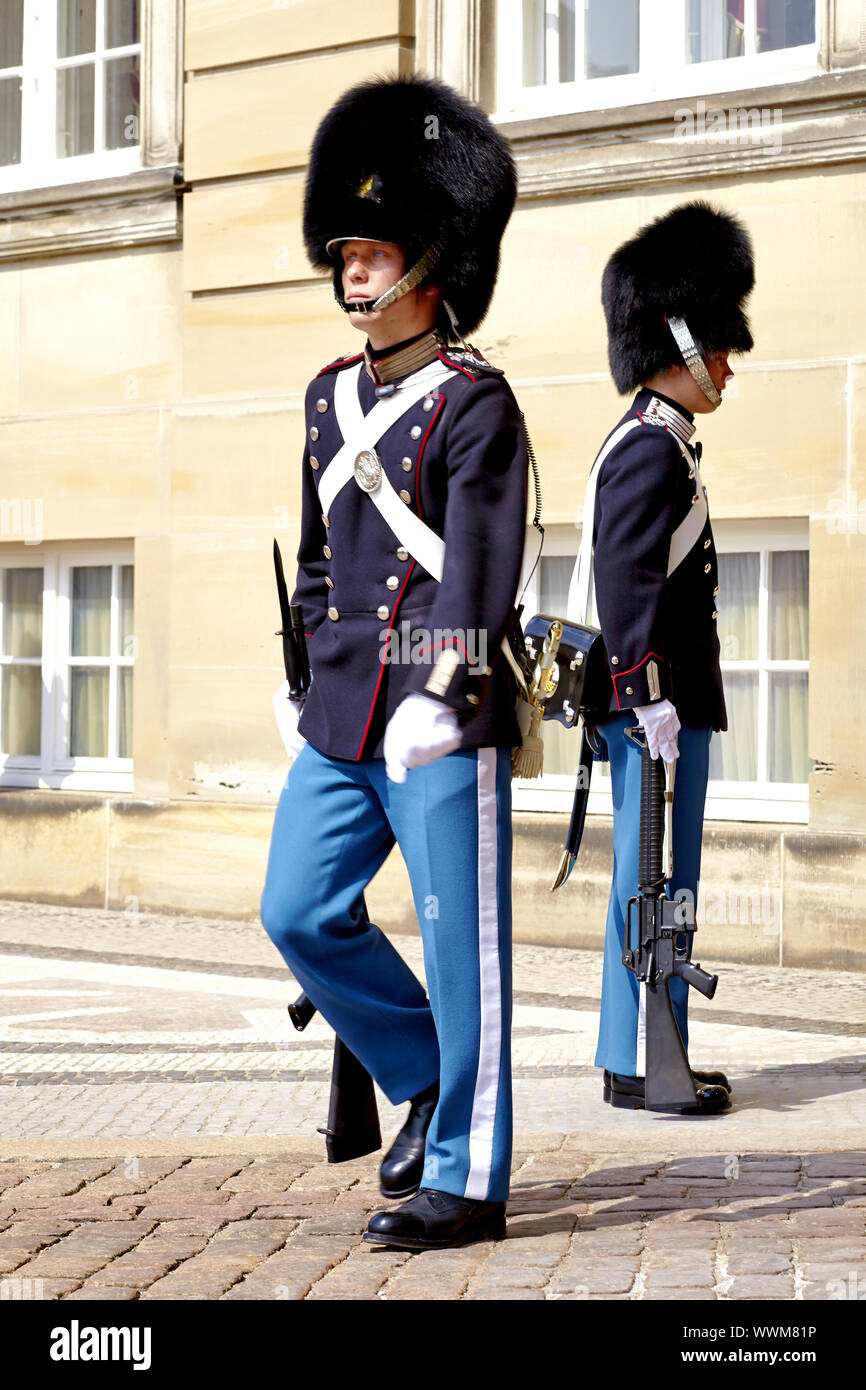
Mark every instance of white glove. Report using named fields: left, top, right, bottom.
left=272, top=680, right=306, bottom=762
left=635, top=699, right=680, bottom=761
left=384, top=693, right=461, bottom=784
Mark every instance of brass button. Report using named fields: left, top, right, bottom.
left=466, top=693, right=479, bottom=706
left=325, top=576, right=334, bottom=589
left=625, top=686, right=634, bottom=696
left=704, top=563, right=711, bottom=574
left=316, top=398, right=328, bottom=414
left=400, top=489, right=412, bottom=504
left=327, top=606, right=339, bottom=621
left=410, top=425, right=422, bottom=440
left=321, top=515, right=330, bottom=528
left=377, top=605, right=390, bottom=621
left=611, top=656, right=619, bottom=666
left=713, top=585, right=719, bottom=596
left=422, top=396, right=434, bottom=412
left=712, top=610, right=719, bottom=619
left=396, top=547, right=409, bottom=561
left=310, top=425, right=319, bottom=442
left=704, top=538, right=711, bottom=549
left=310, top=456, right=319, bottom=470
left=386, top=576, right=399, bottom=590
left=691, top=494, right=700, bottom=506
left=402, top=457, right=413, bottom=472
left=323, top=545, right=332, bottom=559
left=688, top=467, right=695, bottom=479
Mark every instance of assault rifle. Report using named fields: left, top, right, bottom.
left=622, top=725, right=718, bottom=1112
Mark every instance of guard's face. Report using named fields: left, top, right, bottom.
left=672, top=349, right=735, bottom=414
left=707, top=350, right=734, bottom=396
left=341, top=240, right=406, bottom=319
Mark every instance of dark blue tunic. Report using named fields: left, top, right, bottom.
left=291, top=349, right=530, bottom=761
left=592, top=388, right=727, bottom=732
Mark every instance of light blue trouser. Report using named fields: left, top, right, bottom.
left=593, top=714, right=712, bottom=1077
left=259, top=741, right=514, bottom=1203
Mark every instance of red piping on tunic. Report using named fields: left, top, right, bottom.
left=356, top=559, right=418, bottom=760
left=437, top=350, right=476, bottom=382
left=414, top=395, right=445, bottom=523
left=611, top=651, right=664, bottom=710
left=316, top=352, right=364, bottom=378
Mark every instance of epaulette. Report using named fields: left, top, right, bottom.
left=439, top=346, right=504, bottom=378
left=316, top=351, right=364, bottom=378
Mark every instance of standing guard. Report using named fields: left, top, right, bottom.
left=260, top=75, right=528, bottom=1249
left=570, top=201, right=755, bottom=1113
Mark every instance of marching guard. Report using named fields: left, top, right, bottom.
left=570, top=201, right=755, bottom=1113
left=260, top=75, right=528, bottom=1248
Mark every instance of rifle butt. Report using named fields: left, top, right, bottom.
left=317, top=1037, right=382, bottom=1163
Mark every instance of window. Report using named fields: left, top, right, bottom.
left=708, top=520, right=810, bottom=819
left=0, top=0, right=141, bottom=193
left=512, top=521, right=810, bottom=823
left=0, top=545, right=134, bottom=790
left=497, top=0, right=819, bottom=118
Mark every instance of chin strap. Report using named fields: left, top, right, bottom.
left=335, top=239, right=445, bottom=316
left=667, top=316, right=722, bottom=408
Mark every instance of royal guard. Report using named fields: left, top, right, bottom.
left=260, top=75, right=528, bottom=1248
left=570, top=201, right=755, bottom=1113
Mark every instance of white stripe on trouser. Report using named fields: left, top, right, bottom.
left=636, top=982, right=647, bottom=1077
left=465, top=747, right=502, bottom=1200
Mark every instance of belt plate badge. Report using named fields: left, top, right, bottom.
left=354, top=449, right=382, bottom=493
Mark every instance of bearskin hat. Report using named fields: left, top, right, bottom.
left=303, top=73, right=517, bottom=339
left=601, top=201, right=755, bottom=393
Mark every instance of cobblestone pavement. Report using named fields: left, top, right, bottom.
left=0, top=900, right=864, bottom=1301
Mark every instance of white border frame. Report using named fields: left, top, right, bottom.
left=0, top=540, right=134, bottom=792
left=495, top=0, right=820, bottom=120
left=0, top=0, right=142, bottom=194
left=512, top=518, right=811, bottom=824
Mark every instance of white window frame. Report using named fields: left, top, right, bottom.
left=707, top=517, right=809, bottom=822
left=0, top=541, right=134, bottom=791
left=495, top=0, right=821, bottom=120
left=511, top=519, right=810, bottom=824
left=0, top=0, right=142, bottom=195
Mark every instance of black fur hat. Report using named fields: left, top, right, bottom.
left=303, top=73, right=517, bottom=338
left=601, top=201, right=755, bottom=393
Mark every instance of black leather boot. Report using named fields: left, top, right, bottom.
left=364, top=1188, right=506, bottom=1250
left=378, top=1079, right=439, bottom=1199
left=603, top=1070, right=731, bottom=1112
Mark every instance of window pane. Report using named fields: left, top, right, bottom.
left=522, top=0, right=545, bottom=86
left=58, top=0, right=96, bottom=58
left=0, top=1, right=24, bottom=67
left=104, top=53, right=139, bottom=149
left=769, top=550, right=808, bottom=660
left=709, top=671, right=757, bottom=781
left=757, top=0, right=815, bottom=52
left=2, top=667, right=41, bottom=756
left=57, top=63, right=95, bottom=157
left=3, top=568, right=43, bottom=658
left=105, top=0, right=140, bottom=49
left=585, top=0, right=639, bottom=79
left=687, top=0, right=745, bottom=63
left=770, top=672, right=809, bottom=782
left=118, top=665, right=133, bottom=757
left=70, top=667, right=108, bottom=756
left=716, top=552, right=758, bottom=661
left=0, top=78, right=22, bottom=166
left=71, top=566, right=111, bottom=656
left=120, top=565, right=134, bottom=655
left=559, top=1, right=576, bottom=82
